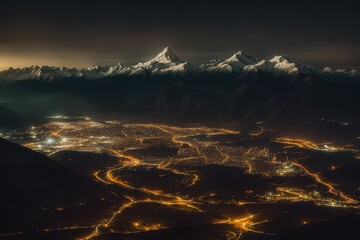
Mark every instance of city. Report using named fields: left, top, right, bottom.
left=1, top=116, right=359, bottom=239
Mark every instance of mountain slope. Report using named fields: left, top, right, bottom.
left=129, top=47, right=198, bottom=76
left=201, top=51, right=258, bottom=74
left=126, top=66, right=359, bottom=126
left=0, top=138, right=111, bottom=234
left=2, top=48, right=357, bottom=81
left=0, top=48, right=359, bottom=128
left=0, top=104, right=43, bottom=130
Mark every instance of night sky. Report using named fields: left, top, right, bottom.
left=1, top=0, right=359, bottom=70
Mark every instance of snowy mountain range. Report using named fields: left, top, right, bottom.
left=0, top=47, right=360, bottom=131
left=1, top=47, right=359, bottom=81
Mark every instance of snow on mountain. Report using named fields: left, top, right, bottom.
left=0, top=66, right=80, bottom=81
left=336, top=69, right=358, bottom=76
left=133, top=47, right=182, bottom=69
left=0, top=47, right=358, bottom=81
left=37, top=66, right=77, bottom=80
left=0, top=66, right=36, bottom=81
left=158, top=62, right=199, bottom=76
left=269, top=56, right=311, bottom=75
left=129, top=47, right=198, bottom=76
left=243, top=60, right=275, bottom=73
left=0, top=63, right=128, bottom=81
left=319, top=66, right=359, bottom=79
left=225, top=51, right=258, bottom=65
left=202, top=52, right=318, bottom=77
left=321, top=66, right=333, bottom=73
left=202, top=51, right=258, bottom=73
left=82, top=65, right=113, bottom=79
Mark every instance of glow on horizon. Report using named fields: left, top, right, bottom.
left=0, top=54, right=94, bottom=71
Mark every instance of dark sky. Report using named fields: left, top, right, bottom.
left=1, top=0, right=360, bottom=70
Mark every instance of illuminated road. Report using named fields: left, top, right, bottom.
left=5, top=119, right=359, bottom=239
left=217, top=215, right=274, bottom=240
left=77, top=123, right=274, bottom=240
left=81, top=124, right=231, bottom=239
left=291, top=161, right=357, bottom=203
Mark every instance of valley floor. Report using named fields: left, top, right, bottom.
left=1, top=117, right=359, bottom=239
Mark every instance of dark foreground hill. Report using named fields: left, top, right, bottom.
left=0, top=138, right=114, bottom=237
left=244, top=214, right=360, bottom=240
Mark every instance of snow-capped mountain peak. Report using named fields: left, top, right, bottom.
left=151, top=47, right=182, bottom=64
left=321, top=66, right=333, bottom=73
left=158, top=61, right=199, bottom=76
left=225, top=51, right=258, bottom=65
left=112, top=62, right=123, bottom=70
left=202, top=51, right=259, bottom=74
left=270, top=55, right=292, bottom=64
left=129, top=47, right=191, bottom=75
left=1, top=47, right=359, bottom=81
left=270, top=55, right=311, bottom=75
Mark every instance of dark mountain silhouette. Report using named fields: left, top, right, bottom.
left=126, top=70, right=360, bottom=126
left=321, top=165, right=360, bottom=188
left=0, top=138, right=112, bottom=234
left=279, top=214, right=360, bottom=240
left=0, top=105, right=43, bottom=130
left=243, top=214, right=360, bottom=240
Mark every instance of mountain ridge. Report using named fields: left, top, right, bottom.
left=0, top=47, right=359, bottom=131
left=1, top=47, right=359, bottom=81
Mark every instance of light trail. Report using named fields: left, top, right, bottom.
left=13, top=120, right=359, bottom=240
left=82, top=196, right=202, bottom=240
left=275, top=137, right=357, bottom=152
left=82, top=196, right=136, bottom=240
left=128, top=123, right=204, bottom=187
left=215, top=214, right=274, bottom=239
left=83, top=144, right=203, bottom=239
left=243, top=148, right=254, bottom=174
left=133, top=222, right=165, bottom=232
left=276, top=187, right=311, bottom=201
left=51, top=125, right=66, bottom=137
left=245, top=160, right=253, bottom=174
left=93, top=170, right=112, bottom=185
left=174, top=156, right=201, bottom=164
left=157, top=160, right=199, bottom=187
left=216, top=146, right=229, bottom=164
left=275, top=137, right=319, bottom=150
left=291, top=161, right=357, bottom=203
